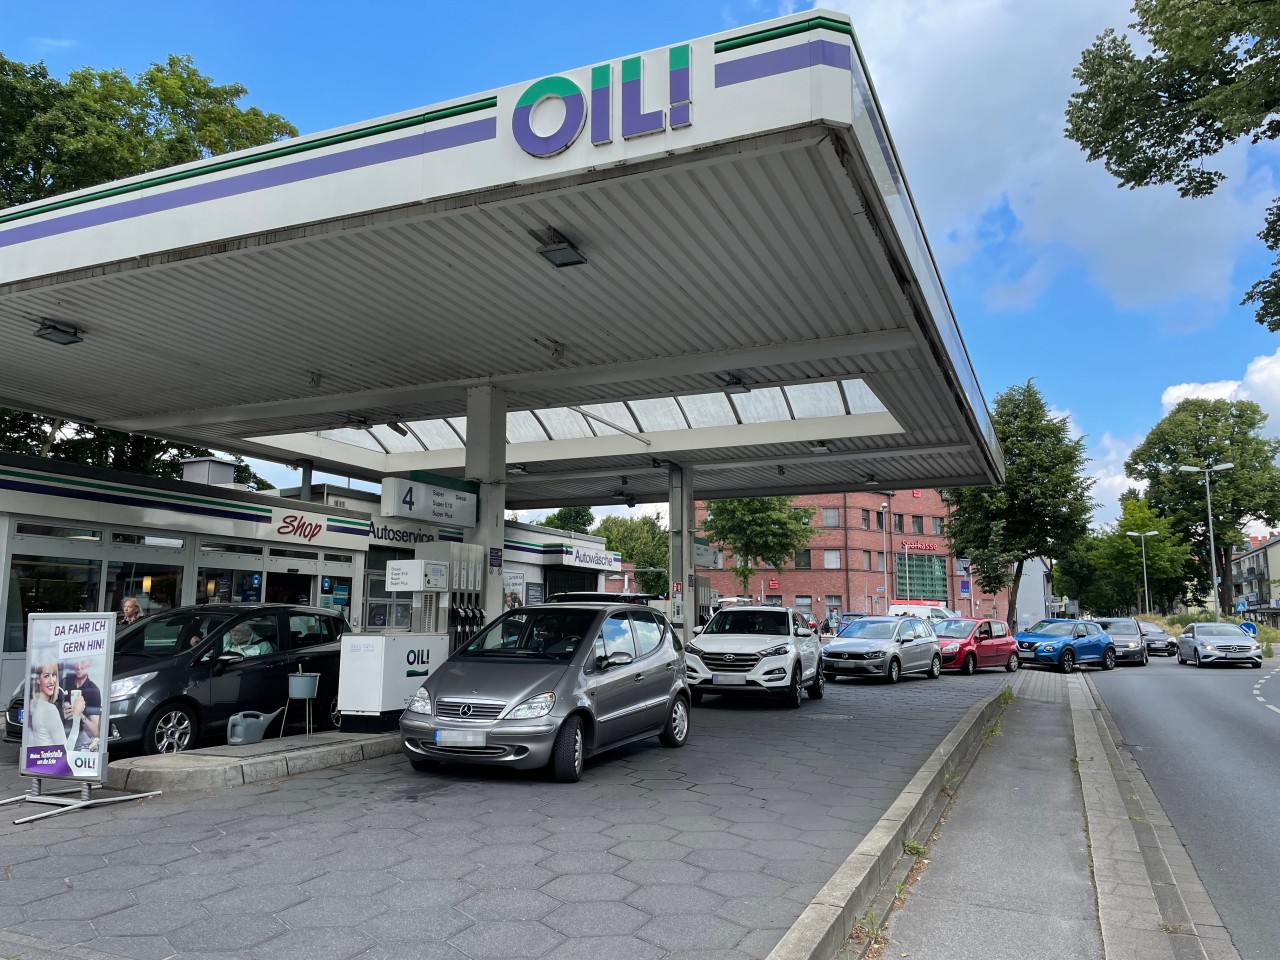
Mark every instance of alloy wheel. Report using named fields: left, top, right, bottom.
left=155, top=709, right=193, bottom=753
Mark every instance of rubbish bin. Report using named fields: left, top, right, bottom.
left=228, top=707, right=285, bottom=745
left=288, top=673, right=320, bottom=699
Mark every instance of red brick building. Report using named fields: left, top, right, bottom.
left=694, top=489, right=1008, bottom=624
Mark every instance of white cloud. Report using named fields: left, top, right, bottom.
left=1086, top=430, right=1145, bottom=525
left=827, top=0, right=1272, bottom=317
left=1160, top=346, right=1280, bottom=435
left=30, top=36, right=75, bottom=52
left=1047, top=406, right=1083, bottom=441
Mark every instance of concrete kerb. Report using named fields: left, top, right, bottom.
left=765, top=680, right=1011, bottom=960
left=104, top=732, right=402, bottom=792
left=1068, top=675, right=1177, bottom=960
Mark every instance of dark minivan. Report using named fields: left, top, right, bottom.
left=8, top=604, right=347, bottom=754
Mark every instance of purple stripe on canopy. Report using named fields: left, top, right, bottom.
left=0, top=117, right=499, bottom=249
left=714, top=39, right=852, bottom=87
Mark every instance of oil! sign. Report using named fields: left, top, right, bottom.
left=513, top=45, right=691, bottom=157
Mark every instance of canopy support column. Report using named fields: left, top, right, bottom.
left=668, top=465, right=696, bottom=647
left=465, top=385, right=507, bottom=622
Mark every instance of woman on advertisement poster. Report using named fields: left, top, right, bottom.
left=27, top=661, right=79, bottom=753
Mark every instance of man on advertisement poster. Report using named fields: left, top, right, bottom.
left=19, top=615, right=115, bottom=782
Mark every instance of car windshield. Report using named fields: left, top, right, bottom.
left=1025, top=621, right=1075, bottom=637
left=933, top=619, right=974, bottom=639
left=702, top=610, right=790, bottom=636
left=1139, top=622, right=1163, bottom=633
left=1099, top=620, right=1139, bottom=635
left=1197, top=623, right=1246, bottom=637
left=836, top=619, right=898, bottom=640
left=459, top=609, right=598, bottom=661
left=116, top=610, right=232, bottom=656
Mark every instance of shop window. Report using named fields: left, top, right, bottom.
left=894, top=553, right=949, bottom=601
left=6, top=555, right=102, bottom=653
left=932, top=517, right=944, bottom=536
left=822, top=507, right=839, bottom=527
left=198, top=568, right=263, bottom=604
left=911, top=516, right=924, bottom=534
left=105, top=561, right=183, bottom=617
left=15, top=523, right=101, bottom=541
left=825, top=595, right=842, bottom=612
left=200, top=540, right=262, bottom=555
left=366, top=546, right=413, bottom=573
left=269, top=548, right=318, bottom=560
left=324, top=553, right=353, bottom=564
left=112, top=532, right=185, bottom=548
left=793, top=550, right=812, bottom=570
left=824, top=550, right=841, bottom=569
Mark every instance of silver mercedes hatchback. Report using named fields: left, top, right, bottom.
left=400, top=603, right=690, bottom=782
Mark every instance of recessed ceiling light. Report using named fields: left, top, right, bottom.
left=34, top=320, right=82, bottom=345
left=809, top=442, right=829, bottom=454
left=536, top=229, right=587, bottom=267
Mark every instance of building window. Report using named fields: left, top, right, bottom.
left=824, top=595, right=842, bottom=615
left=794, top=595, right=813, bottom=613
left=822, top=507, right=839, bottom=527
left=892, top=513, right=904, bottom=533
left=875, top=511, right=885, bottom=532
left=323, top=553, right=354, bottom=564
left=200, top=540, right=262, bottom=556
left=824, top=550, right=841, bottom=569
left=269, top=548, right=318, bottom=560
left=931, top=517, right=943, bottom=536
left=911, top=516, right=924, bottom=534
left=794, top=550, right=812, bottom=570
left=15, top=523, right=101, bottom=541
left=862, top=550, right=872, bottom=571
left=105, top=560, right=183, bottom=618
left=894, top=553, right=949, bottom=601
left=111, top=532, right=185, bottom=549
left=765, top=594, right=783, bottom=606
left=876, top=551, right=885, bottom=572
left=861, top=509, right=870, bottom=529
left=6, top=555, right=103, bottom=652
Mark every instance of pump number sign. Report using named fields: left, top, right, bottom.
left=382, top=477, right=477, bottom=528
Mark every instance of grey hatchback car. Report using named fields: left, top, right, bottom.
left=400, top=603, right=690, bottom=782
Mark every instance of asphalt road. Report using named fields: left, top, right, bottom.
left=1091, top=653, right=1280, bottom=960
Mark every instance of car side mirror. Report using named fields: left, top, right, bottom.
left=212, top=652, right=244, bottom=676
left=692, top=626, right=703, bottom=635
left=598, top=651, right=634, bottom=671
left=797, top=628, right=813, bottom=638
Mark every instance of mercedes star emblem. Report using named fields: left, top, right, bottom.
left=459, top=704, right=473, bottom=717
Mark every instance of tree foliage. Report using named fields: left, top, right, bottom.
left=701, top=498, right=816, bottom=596
left=592, top=514, right=670, bottom=595
left=944, top=381, right=1095, bottom=629
left=1065, top=1, right=1280, bottom=330
left=538, top=506, right=596, bottom=535
left=1125, top=398, right=1280, bottom=614
left=0, top=52, right=295, bottom=486
left=1055, top=498, right=1193, bottom=616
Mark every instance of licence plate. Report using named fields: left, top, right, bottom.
left=1017, top=652, right=1035, bottom=659
left=712, top=674, right=748, bottom=685
left=435, top=730, right=487, bottom=747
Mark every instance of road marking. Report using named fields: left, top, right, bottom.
left=1270, top=705, right=1280, bottom=716
left=1257, top=696, right=1267, bottom=702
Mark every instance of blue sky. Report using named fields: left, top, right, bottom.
left=10, top=1, right=1280, bottom=527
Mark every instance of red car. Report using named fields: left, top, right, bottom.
left=934, top=617, right=1018, bottom=674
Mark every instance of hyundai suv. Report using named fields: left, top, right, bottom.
left=684, top=606, right=823, bottom=707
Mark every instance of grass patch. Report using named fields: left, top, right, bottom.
left=1159, top=921, right=1184, bottom=935
left=902, top=837, right=927, bottom=856
left=998, top=683, right=1015, bottom=706
left=982, top=717, right=1003, bottom=747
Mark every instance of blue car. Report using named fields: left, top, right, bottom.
left=1014, top=619, right=1116, bottom=673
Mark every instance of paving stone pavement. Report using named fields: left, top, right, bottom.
left=0, top=671, right=1008, bottom=960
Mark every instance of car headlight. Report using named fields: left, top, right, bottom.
left=685, top=642, right=703, bottom=656
left=1041, top=644, right=1057, bottom=653
left=1202, top=644, right=1217, bottom=652
left=941, top=642, right=961, bottom=654
left=407, top=687, right=432, bottom=715
left=1250, top=644, right=1261, bottom=652
left=760, top=644, right=791, bottom=658
left=507, top=692, right=556, bottom=720
left=1127, top=642, right=1139, bottom=649
left=109, top=673, right=157, bottom=701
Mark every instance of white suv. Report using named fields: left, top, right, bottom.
left=684, top=606, right=823, bottom=708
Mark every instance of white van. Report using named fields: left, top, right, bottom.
left=888, top=603, right=960, bottom=621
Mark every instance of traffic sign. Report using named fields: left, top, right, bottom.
left=1235, top=599, right=1247, bottom=613
left=1240, top=621, right=1258, bottom=638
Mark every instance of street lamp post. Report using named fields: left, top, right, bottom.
left=1178, top=462, right=1234, bottom=621
left=1125, top=530, right=1159, bottom=615
left=880, top=501, right=889, bottom=607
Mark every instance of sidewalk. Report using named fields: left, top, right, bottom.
left=882, top=669, right=1239, bottom=960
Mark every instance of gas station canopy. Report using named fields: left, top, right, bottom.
left=0, top=10, right=1002, bottom=509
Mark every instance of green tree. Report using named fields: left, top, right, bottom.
left=539, top=506, right=595, bottom=535
left=1125, top=398, right=1280, bottom=614
left=1065, top=1, right=1280, bottom=330
left=0, top=52, right=295, bottom=484
left=701, top=497, right=816, bottom=597
left=944, top=381, right=1095, bottom=630
left=592, top=514, right=670, bottom=595
left=1055, top=535, right=1128, bottom=616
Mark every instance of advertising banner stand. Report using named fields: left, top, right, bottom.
left=1, top=613, right=160, bottom=824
